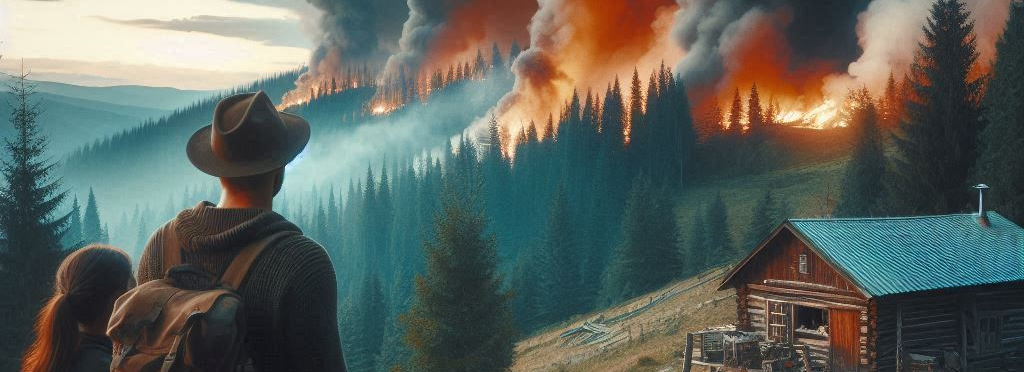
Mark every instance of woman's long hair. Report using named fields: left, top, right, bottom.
left=20, top=245, right=134, bottom=372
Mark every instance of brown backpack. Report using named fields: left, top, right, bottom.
left=107, top=222, right=297, bottom=372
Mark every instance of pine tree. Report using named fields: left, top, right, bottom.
left=0, top=68, right=71, bottom=369
left=542, top=186, right=583, bottom=320
left=880, top=71, right=901, bottom=129
left=490, top=42, right=504, bottom=72
left=513, top=234, right=557, bottom=331
left=747, top=83, right=764, bottom=130
left=326, top=187, right=341, bottom=258
left=884, top=0, right=984, bottom=215
left=604, top=175, right=682, bottom=303
left=701, top=100, right=724, bottom=139
left=973, top=3, right=1024, bottom=224
left=685, top=207, right=708, bottom=275
left=508, top=41, right=521, bottom=66
left=837, top=89, right=886, bottom=217
left=728, top=88, right=743, bottom=135
left=764, top=94, right=778, bottom=126
left=629, top=68, right=644, bottom=137
left=473, top=49, right=487, bottom=78
left=62, top=196, right=83, bottom=248
left=348, top=275, right=387, bottom=372
left=704, top=192, right=734, bottom=266
left=375, top=312, right=412, bottom=372
left=744, top=190, right=778, bottom=252
left=82, top=187, right=103, bottom=243
left=402, top=191, right=515, bottom=372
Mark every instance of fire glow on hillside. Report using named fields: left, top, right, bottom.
left=278, top=0, right=1012, bottom=135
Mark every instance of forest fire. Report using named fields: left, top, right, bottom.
left=273, top=0, right=1013, bottom=138
left=776, top=99, right=843, bottom=129
left=492, top=0, right=681, bottom=135
left=279, top=66, right=378, bottom=109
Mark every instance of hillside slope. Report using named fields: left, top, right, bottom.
left=679, top=126, right=854, bottom=257
left=0, top=79, right=214, bottom=155
left=0, top=92, right=170, bottom=153
left=511, top=131, right=855, bottom=372
left=512, top=267, right=736, bottom=372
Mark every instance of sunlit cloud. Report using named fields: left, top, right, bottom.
left=94, top=15, right=311, bottom=48
left=0, top=0, right=317, bottom=89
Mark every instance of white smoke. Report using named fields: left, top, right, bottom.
left=823, top=0, right=1011, bottom=100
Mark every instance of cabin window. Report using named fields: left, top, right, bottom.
left=978, top=314, right=1002, bottom=353
left=794, top=306, right=829, bottom=336
left=799, top=254, right=809, bottom=274
left=767, top=301, right=792, bottom=342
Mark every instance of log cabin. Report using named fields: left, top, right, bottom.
left=719, top=209, right=1024, bottom=372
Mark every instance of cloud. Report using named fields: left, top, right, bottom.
left=224, top=0, right=308, bottom=12
left=95, top=15, right=311, bottom=48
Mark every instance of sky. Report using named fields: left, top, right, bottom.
left=0, top=0, right=319, bottom=90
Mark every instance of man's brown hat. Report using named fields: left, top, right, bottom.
left=186, top=91, right=310, bottom=178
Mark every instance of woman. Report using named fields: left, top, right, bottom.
left=21, top=244, right=135, bottom=372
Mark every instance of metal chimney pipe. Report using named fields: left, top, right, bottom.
left=973, top=184, right=990, bottom=226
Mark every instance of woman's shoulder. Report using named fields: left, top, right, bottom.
left=70, top=334, right=112, bottom=372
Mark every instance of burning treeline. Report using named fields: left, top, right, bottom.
left=282, top=0, right=1011, bottom=142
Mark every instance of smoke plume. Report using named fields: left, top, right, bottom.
left=672, top=0, right=869, bottom=109
left=491, top=0, right=681, bottom=134
left=382, top=0, right=535, bottom=79
left=284, top=0, right=408, bottom=103
left=823, top=0, right=1011, bottom=100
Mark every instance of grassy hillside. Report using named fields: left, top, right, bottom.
left=680, top=126, right=854, bottom=257
left=512, top=267, right=736, bottom=372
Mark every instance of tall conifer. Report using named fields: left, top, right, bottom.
left=402, top=191, right=514, bottom=372
left=884, top=0, right=984, bottom=214
left=973, top=3, right=1024, bottom=224
left=837, top=89, right=886, bottom=217
left=0, top=68, right=71, bottom=369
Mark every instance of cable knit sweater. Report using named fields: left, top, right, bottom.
left=137, top=201, right=347, bottom=372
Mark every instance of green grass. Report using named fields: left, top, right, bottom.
left=677, top=126, right=854, bottom=257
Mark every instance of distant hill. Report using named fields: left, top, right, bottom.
left=0, top=91, right=169, bottom=153
left=26, top=80, right=214, bottom=111
left=0, top=79, right=216, bottom=155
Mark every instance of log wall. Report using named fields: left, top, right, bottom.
left=874, top=283, right=1024, bottom=372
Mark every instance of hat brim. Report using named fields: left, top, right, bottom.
left=185, top=112, right=310, bottom=178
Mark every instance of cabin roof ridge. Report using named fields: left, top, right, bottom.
left=787, top=212, right=992, bottom=222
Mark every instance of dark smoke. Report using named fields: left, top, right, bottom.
left=673, top=0, right=869, bottom=90
left=292, top=0, right=408, bottom=95
left=382, top=0, right=469, bottom=78
left=307, top=0, right=407, bottom=63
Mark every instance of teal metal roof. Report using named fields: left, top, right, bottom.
left=788, top=213, right=1024, bottom=297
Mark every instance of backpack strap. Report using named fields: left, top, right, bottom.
left=219, top=231, right=298, bottom=290
left=161, top=219, right=182, bottom=277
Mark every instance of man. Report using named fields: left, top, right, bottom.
left=136, top=91, right=346, bottom=371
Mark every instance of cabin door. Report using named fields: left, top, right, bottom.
left=829, top=309, right=860, bottom=372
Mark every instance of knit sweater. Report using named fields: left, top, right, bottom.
left=137, top=201, right=347, bottom=372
